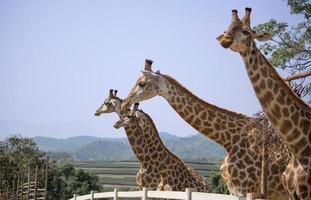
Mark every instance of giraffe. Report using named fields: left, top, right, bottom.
left=120, top=60, right=290, bottom=199
left=95, top=89, right=161, bottom=190
left=114, top=103, right=210, bottom=192
left=217, top=8, right=311, bottom=200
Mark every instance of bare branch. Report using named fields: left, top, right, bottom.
left=283, top=70, right=311, bottom=82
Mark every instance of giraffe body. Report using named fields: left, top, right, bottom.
left=217, top=8, right=311, bottom=199
left=114, top=104, right=210, bottom=192
left=120, top=61, right=290, bottom=199
left=95, top=90, right=161, bottom=190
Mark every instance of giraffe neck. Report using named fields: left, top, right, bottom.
left=241, top=44, right=311, bottom=162
left=158, top=75, right=250, bottom=152
left=137, top=111, right=185, bottom=172
left=115, top=110, right=151, bottom=164
left=123, top=124, right=151, bottom=163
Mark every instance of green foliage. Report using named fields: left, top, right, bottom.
left=287, top=0, right=311, bottom=19
left=0, top=135, right=43, bottom=198
left=59, top=164, right=100, bottom=199
left=0, top=136, right=100, bottom=200
left=253, top=0, right=311, bottom=99
left=210, top=172, right=229, bottom=194
left=47, top=162, right=64, bottom=200
left=1, top=135, right=41, bottom=170
left=45, top=161, right=101, bottom=200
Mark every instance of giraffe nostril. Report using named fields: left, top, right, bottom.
left=224, top=34, right=233, bottom=40
left=113, top=123, right=120, bottom=129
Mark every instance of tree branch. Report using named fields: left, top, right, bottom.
left=283, top=70, right=311, bottom=82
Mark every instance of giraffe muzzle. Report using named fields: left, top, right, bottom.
left=94, top=111, right=101, bottom=116
left=113, top=121, right=122, bottom=129
left=217, top=34, right=233, bottom=49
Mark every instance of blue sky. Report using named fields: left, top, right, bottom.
left=0, top=0, right=304, bottom=138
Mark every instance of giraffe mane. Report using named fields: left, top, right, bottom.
left=259, top=52, right=311, bottom=110
left=161, top=74, right=251, bottom=120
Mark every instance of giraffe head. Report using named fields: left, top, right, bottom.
left=121, top=59, right=167, bottom=111
left=95, top=89, right=123, bottom=116
left=217, top=8, right=273, bottom=54
left=113, top=103, right=140, bottom=128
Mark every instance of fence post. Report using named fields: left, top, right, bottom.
left=90, top=191, right=94, bottom=200
left=34, top=163, right=38, bottom=200
left=16, top=176, right=20, bottom=200
left=113, top=188, right=118, bottom=200
left=12, top=176, right=15, bottom=200
left=185, top=188, right=196, bottom=200
left=27, top=167, right=30, bottom=200
left=73, top=194, right=78, bottom=200
left=44, top=155, right=49, bottom=200
left=247, top=193, right=262, bottom=200
left=238, top=196, right=247, bottom=200
left=142, top=187, right=149, bottom=200
left=20, top=172, right=24, bottom=200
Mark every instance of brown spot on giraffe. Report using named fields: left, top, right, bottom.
left=259, top=80, right=266, bottom=90
left=267, top=79, right=273, bottom=89
left=250, top=73, right=260, bottom=83
left=271, top=104, right=281, bottom=119
left=282, top=107, right=290, bottom=117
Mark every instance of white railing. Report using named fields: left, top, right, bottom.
left=69, top=188, right=246, bottom=200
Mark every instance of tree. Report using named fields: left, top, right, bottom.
left=0, top=135, right=42, bottom=198
left=58, top=163, right=100, bottom=199
left=253, top=0, right=311, bottom=100
left=210, top=172, right=229, bottom=194
left=46, top=162, right=100, bottom=200
left=0, top=136, right=100, bottom=200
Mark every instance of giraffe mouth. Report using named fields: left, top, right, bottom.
left=217, top=34, right=233, bottom=49
left=113, top=121, right=122, bottom=129
left=94, top=109, right=106, bottom=116
left=94, top=111, right=102, bottom=116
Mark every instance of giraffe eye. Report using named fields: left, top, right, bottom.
left=242, top=30, right=250, bottom=35
left=139, top=81, right=146, bottom=87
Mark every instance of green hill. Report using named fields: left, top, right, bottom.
left=34, top=133, right=227, bottom=161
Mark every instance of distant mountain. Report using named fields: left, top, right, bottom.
left=163, top=134, right=226, bottom=160
left=73, top=140, right=133, bottom=161
left=33, top=136, right=123, bottom=152
left=159, top=132, right=180, bottom=140
left=33, top=133, right=226, bottom=161
left=0, top=120, right=98, bottom=139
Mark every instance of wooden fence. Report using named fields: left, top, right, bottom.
left=1, top=156, right=49, bottom=200
left=69, top=188, right=247, bottom=200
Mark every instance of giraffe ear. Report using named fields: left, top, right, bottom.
left=253, top=32, right=273, bottom=41
left=133, top=103, right=139, bottom=110
left=141, top=70, right=160, bottom=81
